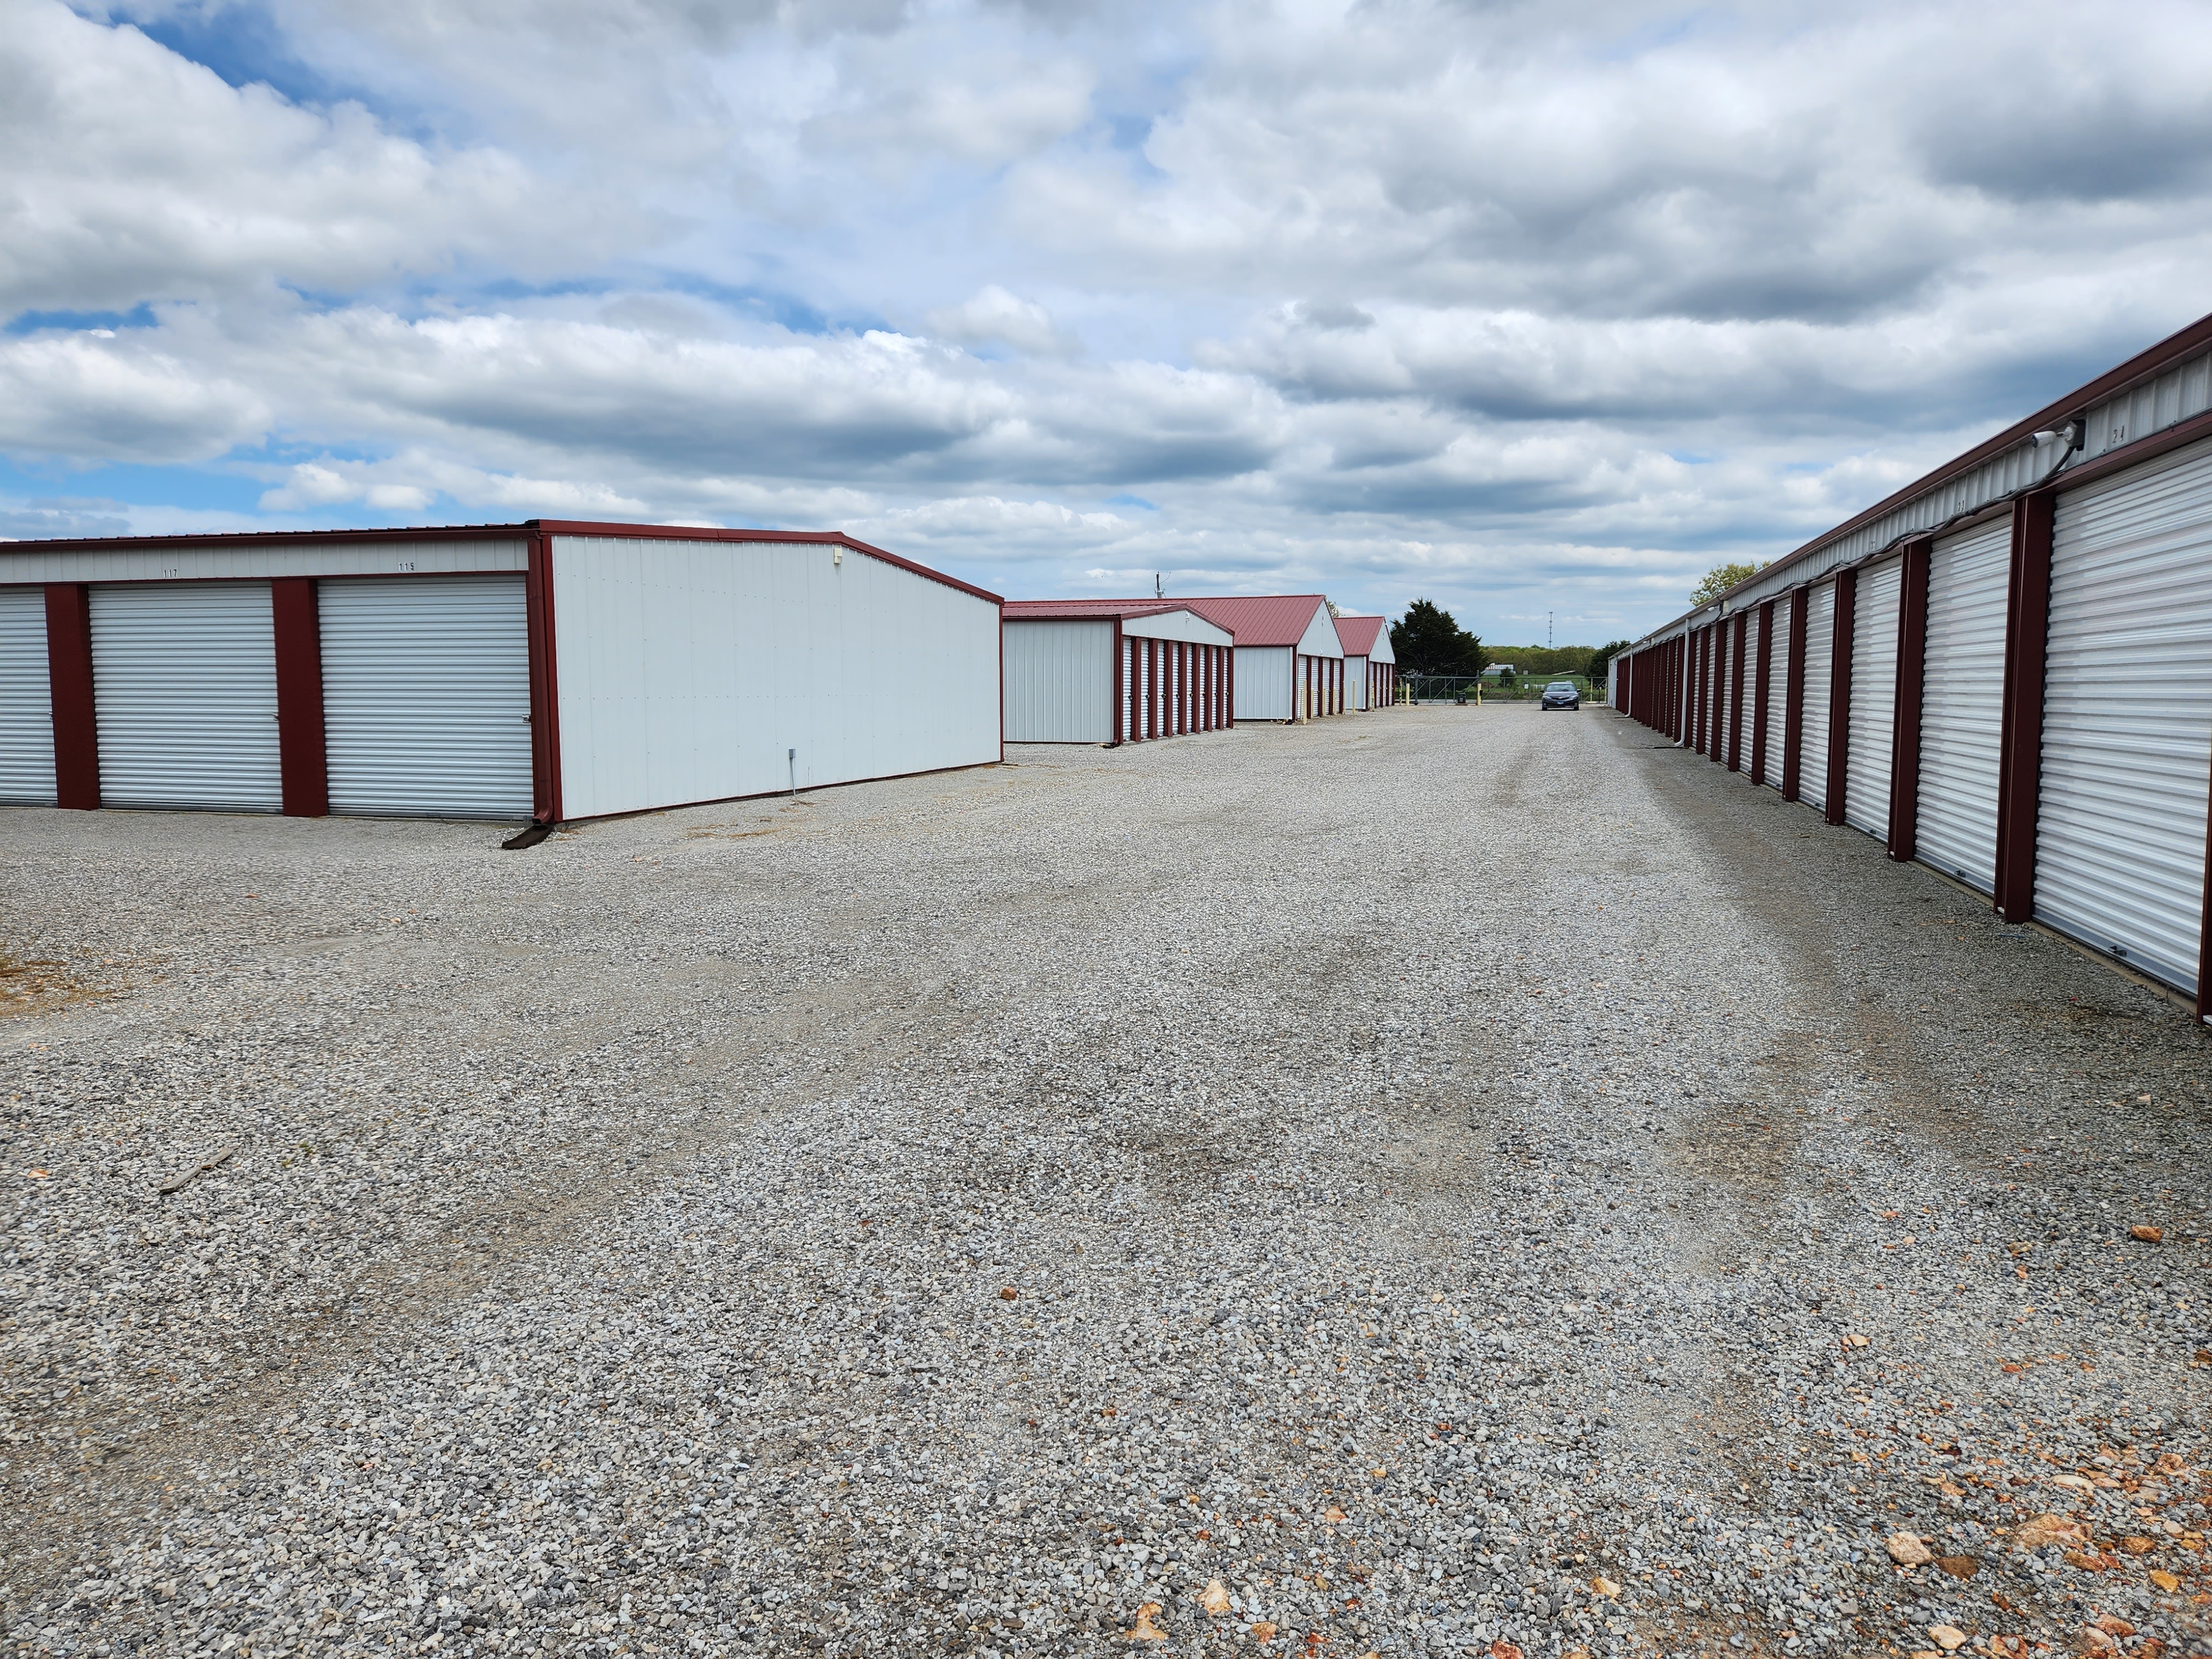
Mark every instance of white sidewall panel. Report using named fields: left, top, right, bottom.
left=1736, top=612, right=1761, bottom=766
left=1233, top=646, right=1293, bottom=721
left=1799, top=583, right=1835, bottom=813
left=1916, top=519, right=2011, bottom=891
left=2036, top=439, right=2212, bottom=994
left=1003, top=620, right=1110, bottom=743
left=551, top=539, right=1000, bottom=820
left=0, top=586, right=56, bottom=805
left=320, top=575, right=534, bottom=819
left=1844, top=556, right=1902, bottom=837
left=1762, top=597, right=1791, bottom=789
left=90, top=582, right=280, bottom=811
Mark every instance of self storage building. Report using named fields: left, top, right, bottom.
left=1180, top=596, right=1346, bottom=723
left=1000, top=600, right=1235, bottom=744
left=0, top=521, right=1003, bottom=826
left=1610, top=310, right=2212, bottom=1020
left=1333, top=615, right=1397, bottom=710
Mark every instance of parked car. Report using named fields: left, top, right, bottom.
left=1541, top=681, right=1580, bottom=710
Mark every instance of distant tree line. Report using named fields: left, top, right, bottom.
left=1389, top=598, right=1630, bottom=690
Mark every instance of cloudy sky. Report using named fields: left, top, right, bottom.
left=6, top=0, right=2211, bottom=641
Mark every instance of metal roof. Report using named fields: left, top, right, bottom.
left=0, top=519, right=1004, bottom=606
left=1177, top=595, right=1331, bottom=648
left=1333, top=615, right=1386, bottom=655
left=1002, top=599, right=1189, bottom=620
left=1626, top=307, right=2212, bottom=650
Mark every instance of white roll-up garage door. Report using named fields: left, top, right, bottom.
left=0, top=586, right=55, bottom=806
left=2035, top=437, right=2212, bottom=995
left=1799, top=583, right=1836, bottom=813
left=1762, top=596, right=1791, bottom=789
left=91, top=582, right=280, bottom=811
left=1844, top=556, right=1903, bottom=838
left=1712, top=627, right=1729, bottom=757
left=1915, top=518, right=2011, bottom=891
left=319, top=575, right=533, bottom=819
left=1736, top=611, right=1761, bottom=768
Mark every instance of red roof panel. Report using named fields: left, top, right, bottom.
left=1002, top=599, right=1187, bottom=620
left=1176, top=595, right=1331, bottom=647
left=1333, top=615, right=1385, bottom=655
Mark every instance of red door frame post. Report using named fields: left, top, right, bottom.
left=1750, top=600, right=1775, bottom=784
left=270, top=576, right=329, bottom=817
left=1886, top=538, right=1933, bottom=862
left=1993, top=495, right=2053, bottom=922
left=523, top=531, right=564, bottom=824
left=1110, top=620, right=1125, bottom=746
left=1824, top=567, right=1859, bottom=827
left=43, top=583, right=99, bottom=810
left=1728, top=612, right=1748, bottom=771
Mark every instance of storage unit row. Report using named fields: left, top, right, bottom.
left=1611, top=312, right=2212, bottom=1019
left=0, top=523, right=1003, bottom=824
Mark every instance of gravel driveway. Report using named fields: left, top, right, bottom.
left=3, top=706, right=2208, bottom=1659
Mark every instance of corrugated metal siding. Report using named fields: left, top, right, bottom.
left=1762, top=597, right=1791, bottom=789
left=1915, top=519, right=2011, bottom=891
left=551, top=536, right=1000, bottom=820
left=1621, top=343, right=2212, bottom=656
left=1121, top=610, right=1230, bottom=646
left=1233, top=646, right=1293, bottom=721
left=319, top=575, right=533, bottom=818
left=90, top=581, right=281, bottom=811
left=0, top=586, right=56, bottom=805
left=1798, top=583, right=1835, bottom=813
left=1736, top=612, right=1760, bottom=766
left=1714, top=628, right=1730, bottom=757
left=0, top=538, right=526, bottom=586
left=2033, top=437, right=2212, bottom=994
left=1003, top=620, right=1111, bottom=743
left=1844, top=556, right=1902, bottom=837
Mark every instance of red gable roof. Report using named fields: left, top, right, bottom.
left=1333, top=615, right=1385, bottom=655
left=1003, top=599, right=1188, bottom=620
left=1176, top=595, right=1330, bottom=648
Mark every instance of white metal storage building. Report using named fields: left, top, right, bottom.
left=1610, top=311, right=2212, bottom=1021
left=1333, top=615, right=1397, bottom=709
left=0, top=521, right=1003, bottom=826
left=1179, top=596, right=1346, bottom=723
left=1000, top=600, right=1235, bottom=744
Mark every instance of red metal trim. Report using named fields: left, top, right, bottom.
left=1886, top=538, right=1933, bottom=862
left=552, top=755, right=1001, bottom=825
left=43, top=583, right=98, bottom=810
left=997, top=604, right=1006, bottom=762
left=2041, top=405, right=2212, bottom=497
left=1110, top=619, right=1124, bottom=747
left=534, top=521, right=1002, bottom=606
left=1228, top=644, right=1237, bottom=723
left=524, top=533, right=560, bottom=823
left=1824, top=567, right=1858, bottom=825
left=1727, top=613, right=1747, bottom=771
left=1750, top=600, right=1775, bottom=784
left=1638, top=308, right=2212, bottom=627
left=270, top=577, right=328, bottom=817
left=1781, top=592, right=1807, bottom=800
left=1993, top=494, right=2053, bottom=922
left=9, top=520, right=1004, bottom=608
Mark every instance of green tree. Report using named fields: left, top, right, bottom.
left=1692, top=561, right=1770, bottom=606
left=1587, top=638, right=1632, bottom=687
left=1390, top=599, right=1489, bottom=677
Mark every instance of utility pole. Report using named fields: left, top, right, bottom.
left=1155, top=573, right=1164, bottom=599
left=1548, top=610, right=1553, bottom=649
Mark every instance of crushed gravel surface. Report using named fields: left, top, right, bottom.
left=3, top=706, right=2209, bottom=1659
